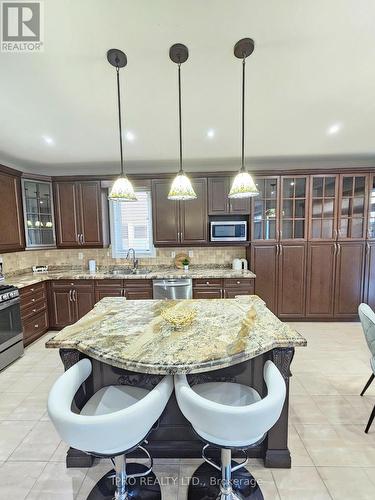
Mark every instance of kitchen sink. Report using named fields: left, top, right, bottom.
left=109, top=268, right=151, bottom=276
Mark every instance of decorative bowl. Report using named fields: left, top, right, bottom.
left=161, top=306, right=196, bottom=329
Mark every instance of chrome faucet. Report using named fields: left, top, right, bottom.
left=126, top=248, right=138, bottom=273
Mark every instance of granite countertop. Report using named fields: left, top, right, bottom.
left=46, top=295, right=306, bottom=375
left=4, top=267, right=256, bottom=289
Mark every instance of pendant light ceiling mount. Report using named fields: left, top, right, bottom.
left=107, top=48, right=137, bottom=202
left=168, top=43, right=197, bottom=201
left=233, top=38, right=254, bottom=59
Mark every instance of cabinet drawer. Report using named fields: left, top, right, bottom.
left=23, top=310, right=49, bottom=344
left=125, top=279, right=152, bottom=289
left=20, top=285, right=46, bottom=309
left=223, top=278, right=254, bottom=288
left=20, top=281, right=45, bottom=297
left=21, top=299, right=47, bottom=322
left=51, top=280, right=94, bottom=290
left=193, top=278, right=223, bottom=288
left=95, top=279, right=123, bottom=288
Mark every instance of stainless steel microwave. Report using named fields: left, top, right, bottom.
left=210, top=221, right=247, bottom=242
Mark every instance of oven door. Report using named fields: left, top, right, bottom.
left=210, top=221, right=247, bottom=241
left=0, top=297, right=23, bottom=352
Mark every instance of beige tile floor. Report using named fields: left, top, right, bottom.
left=0, top=322, right=374, bottom=499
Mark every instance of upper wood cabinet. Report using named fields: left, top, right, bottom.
left=208, top=177, right=250, bottom=215
left=337, top=174, right=368, bottom=240
left=251, top=175, right=309, bottom=242
left=54, top=181, right=103, bottom=248
left=367, top=174, right=375, bottom=240
left=309, top=175, right=339, bottom=241
left=0, top=169, right=25, bottom=253
left=152, top=178, right=208, bottom=246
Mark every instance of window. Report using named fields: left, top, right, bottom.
left=110, top=191, right=155, bottom=257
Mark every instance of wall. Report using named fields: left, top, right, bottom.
left=0, top=246, right=246, bottom=277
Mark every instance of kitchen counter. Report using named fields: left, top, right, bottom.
left=4, top=267, right=256, bottom=289
left=46, top=295, right=305, bottom=375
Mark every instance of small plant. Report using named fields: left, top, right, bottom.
left=182, top=258, right=190, bottom=266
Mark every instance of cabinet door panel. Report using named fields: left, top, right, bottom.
left=224, top=287, right=254, bottom=298
left=251, top=177, right=279, bottom=242
left=78, top=182, right=102, bottom=246
left=54, top=182, right=79, bottom=247
left=180, top=178, right=208, bottom=244
left=278, top=243, right=306, bottom=318
left=95, top=289, right=123, bottom=302
left=338, top=174, right=368, bottom=240
left=0, top=172, right=24, bottom=252
left=250, top=244, right=278, bottom=314
left=50, top=289, right=74, bottom=328
left=306, top=243, right=336, bottom=317
left=152, top=180, right=179, bottom=245
left=125, top=289, right=153, bottom=300
left=334, top=241, right=365, bottom=317
left=208, top=177, right=230, bottom=215
left=75, top=289, right=95, bottom=320
left=364, top=242, right=375, bottom=310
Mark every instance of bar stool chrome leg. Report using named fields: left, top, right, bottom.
left=114, top=455, right=127, bottom=500
left=220, top=449, right=242, bottom=500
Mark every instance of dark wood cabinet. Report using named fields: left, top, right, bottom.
left=364, top=242, right=375, bottom=310
left=309, top=175, right=339, bottom=241
left=306, top=242, right=336, bottom=317
left=95, top=279, right=123, bottom=301
left=152, top=178, right=208, bottom=246
left=193, top=278, right=254, bottom=300
left=250, top=242, right=306, bottom=318
left=250, top=243, right=278, bottom=314
left=277, top=243, right=306, bottom=318
left=208, top=177, right=250, bottom=215
left=337, top=174, right=368, bottom=240
left=54, top=181, right=102, bottom=248
left=20, top=282, right=48, bottom=346
left=252, top=177, right=279, bottom=242
left=124, top=280, right=153, bottom=300
left=0, top=169, right=25, bottom=252
left=334, top=241, right=365, bottom=318
left=49, top=281, right=95, bottom=328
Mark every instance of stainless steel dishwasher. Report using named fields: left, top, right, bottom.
left=153, top=279, right=192, bottom=300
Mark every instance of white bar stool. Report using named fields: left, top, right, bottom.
left=174, top=360, right=286, bottom=499
left=47, top=358, right=173, bottom=500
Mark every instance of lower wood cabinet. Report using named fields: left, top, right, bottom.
left=20, top=282, right=49, bottom=346
left=364, top=242, right=375, bottom=310
left=49, top=280, right=95, bottom=329
left=306, top=242, right=336, bottom=318
left=250, top=243, right=306, bottom=318
left=193, top=278, right=255, bottom=299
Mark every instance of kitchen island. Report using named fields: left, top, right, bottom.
left=46, top=295, right=306, bottom=468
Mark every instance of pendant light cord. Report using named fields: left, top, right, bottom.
left=178, top=62, right=183, bottom=173
left=241, top=56, right=246, bottom=171
left=116, top=65, right=125, bottom=176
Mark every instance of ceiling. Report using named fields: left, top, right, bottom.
left=1, top=0, right=375, bottom=175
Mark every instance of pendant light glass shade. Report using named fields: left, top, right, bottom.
left=107, top=48, right=137, bottom=202
left=229, top=169, right=258, bottom=198
left=108, top=176, right=137, bottom=201
left=168, top=43, right=197, bottom=201
left=168, top=171, right=197, bottom=200
left=229, top=38, right=259, bottom=200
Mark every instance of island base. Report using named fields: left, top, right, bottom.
left=60, top=346, right=294, bottom=470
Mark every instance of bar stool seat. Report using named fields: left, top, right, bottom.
left=48, top=358, right=173, bottom=499
left=175, top=361, right=286, bottom=499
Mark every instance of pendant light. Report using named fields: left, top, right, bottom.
left=229, top=38, right=259, bottom=199
left=168, top=43, right=197, bottom=201
left=107, top=48, right=137, bottom=202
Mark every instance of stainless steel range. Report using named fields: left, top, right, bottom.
left=0, top=285, right=23, bottom=371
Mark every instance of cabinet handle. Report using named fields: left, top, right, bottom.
left=76, top=234, right=80, bottom=244
left=237, top=281, right=241, bottom=284
left=69, top=289, right=73, bottom=302
left=30, top=288, right=34, bottom=292
left=366, top=242, right=370, bottom=254
left=32, top=308, right=36, bottom=313
left=334, top=229, right=338, bottom=239
left=73, top=290, right=77, bottom=301
left=276, top=244, right=279, bottom=256
left=81, top=234, right=84, bottom=245
left=31, top=298, right=35, bottom=302
left=34, top=324, right=39, bottom=328
left=337, top=243, right=341, bottom=256
left=333, top=243, right=337, bottom=256
left=279, top=244, right=283, bottom=256
left=206, top=281, right=210, bottom=285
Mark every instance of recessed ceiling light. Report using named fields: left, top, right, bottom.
left=125, top=131, right=135, bottom=142
left=42, top=135, right=54, bottom=145
left=327, top=123, right=342, bottom=136
left=207, top=129, right=215, bottom=139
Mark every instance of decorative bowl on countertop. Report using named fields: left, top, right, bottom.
left=161, top=305, right=196, bottom=329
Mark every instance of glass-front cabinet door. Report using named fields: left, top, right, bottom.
left=367, top=174, right=375, bottom=239
left=251, top=177, right=279, bottom=241
left=309, top=175, right=338, bottom=240
left=280, top=176, right=308, bottom=240
left=338, top=174, right=368, bottom=240
left=22, top=179, right=56, bottom=248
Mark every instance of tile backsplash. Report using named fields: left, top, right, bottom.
left=0, top=246, right=246, bottom=277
